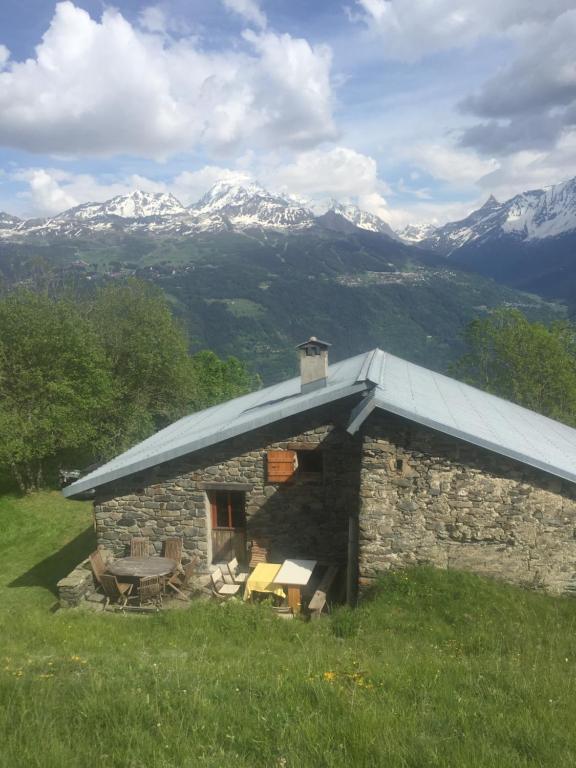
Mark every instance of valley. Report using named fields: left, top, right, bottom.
left=0, top=179, right=572, bottom=382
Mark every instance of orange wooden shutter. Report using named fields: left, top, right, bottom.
left=267, top=450, right=297, bottom=482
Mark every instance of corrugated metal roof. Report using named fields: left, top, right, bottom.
left=63, top=347, right=576, bottom=497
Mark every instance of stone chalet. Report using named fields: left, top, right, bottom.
left=64, top=337, right=576, bottom=601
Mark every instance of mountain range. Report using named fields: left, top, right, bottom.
left=0, top=176, right=572, bottom=381
left=2, top=176, right=575, bottom=262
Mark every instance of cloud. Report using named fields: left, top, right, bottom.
left=352, top=0, right=575, bottom=59
left=11, top=168, right=169, bottom=216
left=0, top=2, right=335, bottom=158
left=408, top=143, right=498, bottom=186
left=460, top=10, right=576, bottom=154
left=222, top=0, right=267, bottom=29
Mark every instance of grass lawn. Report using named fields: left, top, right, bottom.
left=1, top=491, right=576, bottom=767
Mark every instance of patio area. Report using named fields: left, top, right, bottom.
left=58, top=536, right=342, bottom=617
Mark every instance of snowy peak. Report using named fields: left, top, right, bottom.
left=57, top=191, right=187, bottom=221
left=190, top=181, right=315, bottom=230
left=408, top=176, right=576, bottom=254
left=502, top=177, right=576, bottom=240
left=398, top=223, right=437, bottom=244
left=328, top=201, right=396, bottom=238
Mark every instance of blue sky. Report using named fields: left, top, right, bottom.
left=0, top=0, right=575, bottom=226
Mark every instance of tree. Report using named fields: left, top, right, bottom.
left=0, top=281, right=258, bottom=491
left=0, top=291, right=117, bottom=492
left=87, top=280, right=197, bottom=449
left=454, top=309, right=576, bottom=425
left=189, top=350, right=261, bottom=411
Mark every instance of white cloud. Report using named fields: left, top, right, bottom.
left=222, top=0, right=267, bottom=29
left=408, top=143, right=498, bottom=186
left=268, top=146, right=390, bottom=199
left=353, top=0, right=575, bottom=59
left=0, top=2, right=335, bottom=158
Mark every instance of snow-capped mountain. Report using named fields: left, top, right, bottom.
left=397, top=223, right=437, bottom=244
left=412, top=178, right=576, bottom=256
left=56, top=191, right=187, bottom=221
left=327, top=201, right=397, bottom=238
left=188, top=181, right=315, bottom=231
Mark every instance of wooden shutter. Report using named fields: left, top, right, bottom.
left=267, top=450, right=297, bottom=482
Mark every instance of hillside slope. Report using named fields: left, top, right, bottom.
left=0, top=227, right=563, bottom=382
left=1, top=490, right=576, bottom=767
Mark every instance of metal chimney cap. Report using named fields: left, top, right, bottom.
left=296, top=336, right=331, bottom=350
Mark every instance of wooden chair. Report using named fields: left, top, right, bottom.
left=89, top=550, right=107, bottom=586
left=163, top=538, right=183, bottom=565
left=211, top=567, right=241, bottom=599
left=226, top=556, right=248, bottom=585
left=138, top=576, right=163, bottom=607
left=130, top=537, right=149, bottom=557
left=100, top=573, right=134, bottom=608
left=167, top=558, right=199, bottom=600
left=248, top=539, right=270, bottom=570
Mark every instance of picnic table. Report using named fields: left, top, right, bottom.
left=274, top=559, right=317, bottom=614
left=108, top=556, right=176, bottom=580
left=244, top=563, right=286, bottom=602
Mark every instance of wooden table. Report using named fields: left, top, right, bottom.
left=108, top=556, right=176, bottom=580
left=274, top=559, right=317, bottom=614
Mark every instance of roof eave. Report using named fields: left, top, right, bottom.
left=63, top=380, right=369, bottom=498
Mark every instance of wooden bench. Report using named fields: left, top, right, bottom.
left=308, top=566, right=339, bottom=619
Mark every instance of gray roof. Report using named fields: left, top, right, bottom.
left=63, top=348, right=576, bottom=497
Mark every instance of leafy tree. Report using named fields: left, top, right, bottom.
left=189, top=350, right=260, bottom=411
left=87, top=280, right=198, bottom=448
left=0, top=291, right=117, bottom=492
left=454, top=309, right=576, bottom=425
left=0, top=281, right=258, bottom=491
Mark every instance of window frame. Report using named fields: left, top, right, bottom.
left=209, top=490, right=246, bottom=530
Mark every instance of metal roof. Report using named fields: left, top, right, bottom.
left=63, top=347, right=576, bottom=497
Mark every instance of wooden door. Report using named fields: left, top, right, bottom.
left=210, top=491, right=247, bottom=564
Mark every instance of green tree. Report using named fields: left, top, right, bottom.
left=189, top=350, right=260, bottom=411
left=0, top=291, right=117, bottom=492
left=454, top=308, right=576, bottom=425
left=0, top=281, right=258, bottom=491
left=88, top=280, right=196, bottom=448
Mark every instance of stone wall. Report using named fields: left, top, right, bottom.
left=93, top=401, right=362, bottom=569
left=358, top=411, right=576, bottom=594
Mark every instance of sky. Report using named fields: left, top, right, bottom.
left=0, top=0, right=575, bottom=228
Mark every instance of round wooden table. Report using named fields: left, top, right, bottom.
left=108, top=556, right=176, bottom=579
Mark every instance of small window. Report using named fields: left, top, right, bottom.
left=297, top=449, right=323, bottom=475
left=210, top=491, right=245, bottom=529
left=395, top=458, right=404, bottom=473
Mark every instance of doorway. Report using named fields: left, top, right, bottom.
left=209, top=490, right=247, bottom=564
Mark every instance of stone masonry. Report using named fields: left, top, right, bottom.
left=93, top=401, right=362, bottom=569
left=358, top=410, right=576, bottom=594
left=91, top=397, right=576, bottom=597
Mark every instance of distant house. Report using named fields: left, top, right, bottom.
left=64, top=337, right=576, bottom=598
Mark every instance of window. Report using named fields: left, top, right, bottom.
left=297, top=449, right=323, bottom=475
left=210, top=491, right=246, bottom=530
left=395, top=458, right=404, bottom=473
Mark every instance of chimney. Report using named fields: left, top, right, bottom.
left=296, top=336, right=331, bottom=393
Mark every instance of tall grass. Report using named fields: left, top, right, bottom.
left=1, top=492, right=576, bottom=767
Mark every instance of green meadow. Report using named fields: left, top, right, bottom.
left=1, top=490, right=576, bottom=767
